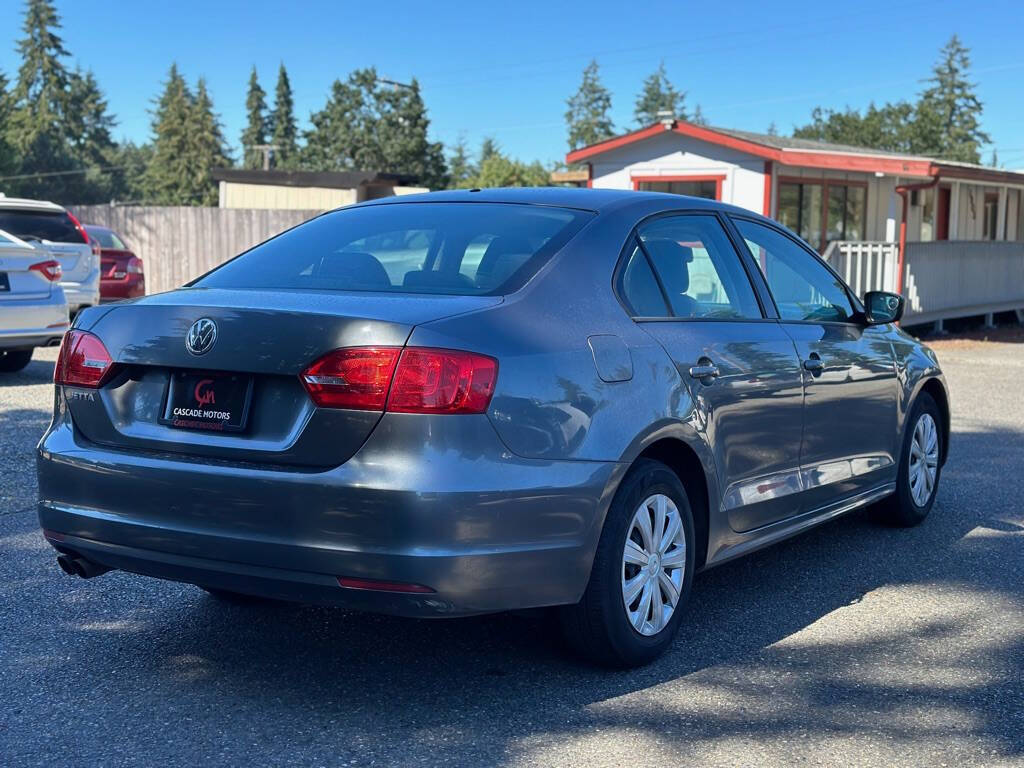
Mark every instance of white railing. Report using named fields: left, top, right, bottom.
left=824, top=240, right=1024, bottom=326
left=822, top=241, right=899, bottom=295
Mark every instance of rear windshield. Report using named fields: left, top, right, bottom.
left=0, top=209, right=82, bottom=243
left=195, top=202, right=593, bottom=296
left=86, top=227, right=127, bottom=250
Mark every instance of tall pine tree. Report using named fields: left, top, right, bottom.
left=914, top=35, right=990, bottom=163
left=565, top=60, right=614, bottom=152
left=7, top=0, right=76, bottom=199
left=634, top=61, right=686, bottom=125
left=241, top=67, right=268, bottom=169
left=187, top=78, right=231, bottom=205
left=269, top=63, right=297, bottom=168
left=144, top=64, right=194, bottom=204
left=302, top=68, right=447, bottom=188
left=0, top=71, right=17, bottom=181
left=447, top=134, right=475, bottom=188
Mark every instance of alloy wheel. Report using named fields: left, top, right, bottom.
left=621, top=493, right=686, bottom=636
left=908, top=412, right=939, bottom=507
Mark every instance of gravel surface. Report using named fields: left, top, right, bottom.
left=1, top=343, right=1022, bottom=767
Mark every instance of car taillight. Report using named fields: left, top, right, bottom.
left=65, top=210, right=92, bottom=248
left=300, top=346, right=497, bottom=414
left=387, top=348, right=497, bottom=414
left=29, top=260, right=62, bottom=282
left=301, top=347, right=401, bottom=410
left=54, top=330, right=116, bottom=388
left=126, top=256, right=144, bottom=274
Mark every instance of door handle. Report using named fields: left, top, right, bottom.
left=688, top=362, right=720, bottom=381
left=803, top=355, right=824, bottom=373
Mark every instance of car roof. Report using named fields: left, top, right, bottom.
left=0, top=195, right=66, bottom=213
left=355, top=187, right=757, bottom=217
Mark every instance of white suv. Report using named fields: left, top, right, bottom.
left=0, top=197, right=100, bottom=314
left=0, top=228, right=69, bottom=372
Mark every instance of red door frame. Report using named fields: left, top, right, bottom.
left=936, top=186, right=951, bottom=241
left=631, top=174, right=725, bottom=200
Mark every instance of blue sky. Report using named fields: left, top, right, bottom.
left=1, top=0, right=1022, bottom=169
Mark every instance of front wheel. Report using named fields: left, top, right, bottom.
left=0, top=349, right=33, bottom=373
left=560, top=459, right=695, bottom=667
left=876, top=392, right=943, bottom=527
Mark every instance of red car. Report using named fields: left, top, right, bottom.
left=86, top=225, right=145, bottom=302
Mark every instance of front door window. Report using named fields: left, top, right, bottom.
left=777, top=180, right=866, bottom=251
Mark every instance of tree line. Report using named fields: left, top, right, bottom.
left=566, top=36, right=992, bottom=166
left=0, top=1, right=996, bottom=207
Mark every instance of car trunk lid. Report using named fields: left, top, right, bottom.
left=0, top=246, right=54, bottom=300
left=67, top=287, right=501, bottom=467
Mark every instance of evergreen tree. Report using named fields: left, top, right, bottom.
left=0, top=71, right=17, bottom=183
left=472, top=153, right=551, bottom=188
left=794, top=102, right=916, bottom=152
left=634, top=61, right=686, bottom=125
left=6, top=0, right=77, bottom=199
left=143, top=64, right=195, bottom=204
left=447, top=134, right=475, bottom=188
left=186, top=78, right=232, bottom=205
left=914, top=35, right=990, bottom=163
left=691, top=104, right=708, bottom=126
left=565, top=60, right=614, bottom=152
left=269, top=63, right=297, bottom=168
left=106, top=141, right=152, bottom=203
left=241, top=67, right=268, bottom=169
left=479, top=136, right=501, bottom=165
left=766, top=121, right=779, bottom=136
left=302, top=68, right=447, bottom=189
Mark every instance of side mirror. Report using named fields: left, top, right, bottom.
left=863, top=291, right=904, bottom=325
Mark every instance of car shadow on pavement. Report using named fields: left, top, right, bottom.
left=0, top=353, right=56, bottom=388
left=2, top=426, right=1022, bottom=764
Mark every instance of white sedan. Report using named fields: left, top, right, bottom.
left=0, top=228, right=69, bottom=373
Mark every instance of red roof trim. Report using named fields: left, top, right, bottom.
left=567, top=121, right=1024, bottom=184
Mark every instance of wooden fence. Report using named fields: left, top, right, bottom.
left=71, top=205, right=320, bottom=296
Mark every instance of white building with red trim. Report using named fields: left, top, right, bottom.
left=566, top=119, right=1024, bottom=327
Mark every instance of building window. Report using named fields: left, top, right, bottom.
left=983, top=193, right=999, bottom=240
left=777, top=180, right=866, bottom=251
left=634, top=177, right=721, bottom=199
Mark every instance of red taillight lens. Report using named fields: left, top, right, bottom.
left=29, top=260, right=62, bottom=282
left=388, top=348, right=497, bottom=414
left=126, top=256, right=144, bottom=274
left=301, top=347, right=401, bottom=410
left=54, top=330, right=115, bottom=388
left=65, top=210, right=91, bottom=246
left=300, top=346, right=498, bottom=414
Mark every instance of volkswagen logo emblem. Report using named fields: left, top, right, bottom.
left=185, top=318, right=217, bottom=356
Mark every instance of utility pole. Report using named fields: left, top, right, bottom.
left=247, top=144, right=281, bottom=171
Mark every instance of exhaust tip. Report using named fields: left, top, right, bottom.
left=56, top=553, right=112, bottom=579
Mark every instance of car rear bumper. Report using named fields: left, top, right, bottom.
left=0, top=291, right=69, bottom=349
left=61, top=271, right=100, bottom=310
left=100, top=274, right=144, bottom=301
left=37, top=411, right=619, bottom=617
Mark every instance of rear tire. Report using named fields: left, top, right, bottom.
left=0, top=349, right=32, bottom=373
left=875, top=392, right=943, bottom=527
left=560, top=459, right=695, bottom=668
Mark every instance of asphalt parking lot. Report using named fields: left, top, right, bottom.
left=1, top=342, right=1022, bottom=767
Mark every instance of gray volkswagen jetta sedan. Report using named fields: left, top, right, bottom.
left=37, top=188, right=948, bottom=667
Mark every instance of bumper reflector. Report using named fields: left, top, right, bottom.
left=336, top=576, right=435, bottom=594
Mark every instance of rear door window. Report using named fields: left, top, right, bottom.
left=0, top=209, right=81, bottom=243
left=196, top=202, right=593, bottom=296
left=635, top=214, right=762, bottom=319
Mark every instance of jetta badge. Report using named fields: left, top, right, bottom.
left=185, top=318, right=217, bottom=356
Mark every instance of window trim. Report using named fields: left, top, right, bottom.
left=776, top=176, right=869, bottom=252
left=631, top=174, right=725, bottom=201
left=728, top=213, right=866, bottom=327
left=611, top=210, right=771, bottom=323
